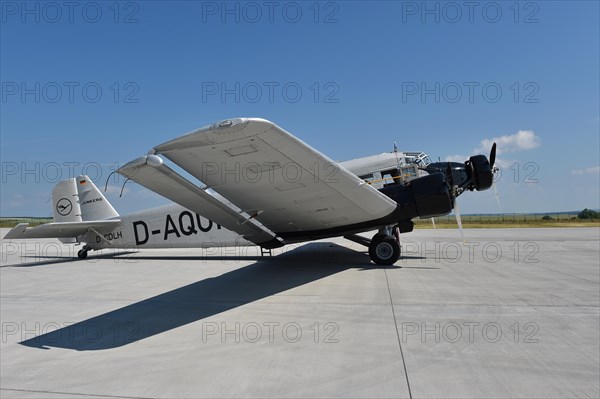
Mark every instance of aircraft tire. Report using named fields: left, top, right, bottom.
left=77, top=249, right=88, bottom=260
left=369, top=235, right=400, bottom=265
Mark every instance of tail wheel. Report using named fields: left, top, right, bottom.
left=369, top=235, right=400, bottom=265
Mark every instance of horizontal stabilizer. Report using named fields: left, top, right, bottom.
left=4, top=220, right=121, bottom=240
left=117, top=156, right=282, bottom=247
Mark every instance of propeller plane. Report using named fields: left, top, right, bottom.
left=4, top=118, right=497, bottom=265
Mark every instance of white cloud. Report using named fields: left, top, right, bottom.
left=443, top=154, right=467, bottom=163
left=571, top=166, right=600, bottom=175
left=444, top=154, right=515, bottom=168
left=445, top=130, right=541, bottom=165
left=493, top=158, right=518, bottom=169
left=475, top=130, right=541, bottom=155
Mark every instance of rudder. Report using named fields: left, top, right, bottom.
left=76, top=175, right=119, bottom=221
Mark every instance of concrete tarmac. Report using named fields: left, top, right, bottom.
left=1, top=227, right=599, bottom=398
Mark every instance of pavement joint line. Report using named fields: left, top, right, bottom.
left=0, top=387, right=155, bottom=399
left=522, top=263, right=600, bottom=285
left=383, top=265, right=413, bottom=399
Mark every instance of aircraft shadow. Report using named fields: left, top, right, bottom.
left=20, top=243, right=397, bottom=351
left=1, top=251, right=140, bottom=268
left=2, top=253, right=270, bottom=268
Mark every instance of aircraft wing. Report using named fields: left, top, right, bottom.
left=119, top=118, right=399, bottom=242
left=4, top=220, right=121, bottom=239
left=117, top=155, right=281, bottom=247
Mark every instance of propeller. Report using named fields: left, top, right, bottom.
left=454, top=199, right=465, bottom=243
left=492, top=182, right=502, bottom=213
left=425, top=142, right=497, bottom=241
left=489, top=142, right=496, bottom=168
left=492, top=179, right=502, bottom=212
left=489, top=142, right=501, bottom=211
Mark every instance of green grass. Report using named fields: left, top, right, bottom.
left=0, top=217, right=53, bottom=228
left=414, top=213, right=599, bottom=229
left=1, top=214, right=598, bottom=230
left=414, top=221, right=600, bottom=229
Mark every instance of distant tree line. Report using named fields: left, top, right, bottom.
left=578, top=208, right=600, bottom=219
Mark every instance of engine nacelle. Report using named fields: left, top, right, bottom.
left=378, top=173, right=452, bottom=220
left=467, top=155, right=493, bottom=191
left=410, top=173, right=453, bottom=218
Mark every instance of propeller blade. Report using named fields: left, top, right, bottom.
left=493, top=181, right=502, bottom=212
left=431, top=217, right=436, bottom=229
left=454, top=200, right=465, bottom=243
left=490, top=142, right=497, bottom=167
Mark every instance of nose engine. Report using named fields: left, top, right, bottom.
left=358, top=143, right=498, bottom=264
left=383, top=143, right=497, bottom=220
left=425, top=142, right=496, bottom=194
left=427, top=154, right=493, bottom=194
left=467, top=155, right=493, bottom=191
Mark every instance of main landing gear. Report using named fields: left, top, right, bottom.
left=77, top=245, right=91, bottom=260
left=368, top=227, right=401, bottom=265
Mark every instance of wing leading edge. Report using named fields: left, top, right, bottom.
left=119, top=118, right=400, bottom=243
left=156, top=118, right=397, bottom=231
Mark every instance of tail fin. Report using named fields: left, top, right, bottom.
left=52, top=178, right=83, bottom=244
left=52, top=178, right=83, bottom=223
left=48, top=176, right=119, bottom=244
left=75, top=175, right=119, bottom=221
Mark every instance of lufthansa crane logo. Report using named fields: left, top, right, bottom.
left=56, top=198, right=72, bottom=216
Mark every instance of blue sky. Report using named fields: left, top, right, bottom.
left=1, top=0, right=599, bottom=216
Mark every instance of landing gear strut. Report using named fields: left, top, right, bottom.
left=77, top=245, right=91, bottom=260
left=368, top=227, right=401, bottom=265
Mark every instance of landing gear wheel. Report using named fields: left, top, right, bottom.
left=77, top=249, right=88, bottom=260
left=369, top=235, right=400, bottom=265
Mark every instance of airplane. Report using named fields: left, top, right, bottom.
left=4, top=118, right=497, bottom=265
